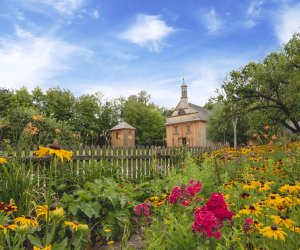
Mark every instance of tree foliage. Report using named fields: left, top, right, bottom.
left=0, top=87, right=167, bottom=146
left=220, top=33, right=300, bottom=134
left=123, top=91, right=165, bottom=145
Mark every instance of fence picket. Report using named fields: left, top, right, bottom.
left=12, top=144, right=216, bottom=181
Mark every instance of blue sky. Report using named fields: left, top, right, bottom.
left=0, top=0, right=299, bottom=108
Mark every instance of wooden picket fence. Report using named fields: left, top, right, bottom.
left=14, top=145, right=217, bottom=180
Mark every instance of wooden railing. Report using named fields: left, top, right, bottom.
left=12, top=145, right=217, bottom=180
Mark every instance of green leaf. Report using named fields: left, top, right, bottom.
left=27, top=235, right=42, bottom=248
left=80, top=202, right=99, bottom=218
left=52, top=237, right=68, bottom=250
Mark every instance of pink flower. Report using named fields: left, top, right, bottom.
left=180, top=200, right=191, bottom=206
left=192, top=192, right=233, bottom=240
left=245, top=217, right=253, bottom=225
left=168, top=180, right=202, bottom=206
left=192, top=206, right=221, bottom=239
left=135, top=203, right=150, bottom=217
left=186, top=180, right=202, bottom=197
left=205, top=192, right=233, bottom=225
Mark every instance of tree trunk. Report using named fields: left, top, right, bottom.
left=232, top=118, right=238, bottom=148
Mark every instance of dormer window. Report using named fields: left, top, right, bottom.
left=178, top=109, right=186, bottom=115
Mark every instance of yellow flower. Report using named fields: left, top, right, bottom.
left=107, top=241, right=114, bottom=245
left=270, top=215, right=295, bottom=229
left=14, top=215, right=38, bottom=227
left=161, top=194, right=168, bottom=199
left=0, top=157, right=7, bottom=164
left=239, top=205, right=262, bottom=216
left=0, top=201, right=18, bottom=214
left=258, top=184, right=271, bottom=193
left=266, top=194, right=283, bottom=208
left=32, top=114, right=45, bottom=121
left=35, top=143, right=73, bottom=161
left=149, top=196, right=160, bottom=202
left=260, top=226, right=287, bottom=241
left=104, top=229, right=112, bottom=233
left=279, top=183, right=300, bottom=195
left=33, top=245, right=51, bottom=250
left=0, top=223, right=17, bottom=235
left=294, top=226, right=300, bottom=234
left=64, top=221, right=88, bottom=231
left=36, top=205, right=64, bottom=220
left=253, top=220, right=263, bottom=231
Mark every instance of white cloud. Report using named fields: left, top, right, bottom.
left=91, top=9, right=99, bottom=19
left=274, top=3, right=300, bottom=43
left=0, top=26, right=92, bottom=90
left=246, top=0, right=264, bottom=17
left=15, top=25, right=34, bottom=39
left=241, top=20, right=257, bottom=29
left=37, top=0, right=87, bottom=15
left=202, top=9, right=222, bottom=33
left=119, top=14, right=175, bottom=52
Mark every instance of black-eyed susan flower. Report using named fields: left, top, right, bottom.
left=36, top=205, right=64, bottom=220
left=266, top=194, right=282, bottom=207
left=294, top=226, right=300, bottom=234
left=243, top=183, right=256, bottom=190
left=104, top=229, right=112, bottom=233
left=0, top=223, right=17, bottom=235
left=260, top=226, right=287, bottom=241
left=14, top=215, right=38, bottom=227
left=64, top=221, right=88, bottom=231
left=35, top=143, right=73, bottom=161
left=270, top=215, right=295, bottom=229
left=258, top=184, right=271, bottom=193
left=0, top=157, right=7, bottom=164
left=253, top=220, right=263, bottom=231
left=0, top=201, right=17, bottom=214
left=107, top=241, right=114, bottom=245
left=33, top=245, right=51, bottom=250
left=239, top=205, right=262, bottom=216
left=279, top=183, right=300, bottom=195
left=240, top=192, right=251, bottom=199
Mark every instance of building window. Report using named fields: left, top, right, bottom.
left=186, top=125, right=191, bottom=133
left=173, top=126, right=178, bottom=135
left=116, top=131, right=120, bottom=139
left=178, top=109, right=186, bottom=115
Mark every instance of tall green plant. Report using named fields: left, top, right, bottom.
left=0, top=159, right=43, bottom=215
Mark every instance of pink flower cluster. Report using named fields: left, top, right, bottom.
left=134, top=203, right=150, bottom=217
left=169, top=180, right=202, bottom=207
left=192, top=192, right=233, bottom=239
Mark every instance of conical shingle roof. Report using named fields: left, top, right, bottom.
left=110, top=121, right=135, bottom=131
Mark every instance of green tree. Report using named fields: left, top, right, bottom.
left=44, top=87, right=76, bottom=122
left=0, top=88, right=15, bottom=118
left=14, top=87, right=33, bottom=108
left=221, top=33, right=300, bottom=134
left=32, top=87, right=45, bottom=112
left=124, top=92, right=165, bottom=145
left=73, top=93, right=101, bottom=144
left=206, top=102, right=249, bottom=146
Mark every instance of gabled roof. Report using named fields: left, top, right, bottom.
left=110, top=121, right=135, bottom=131
left=188, top=103, right=209, bottom=121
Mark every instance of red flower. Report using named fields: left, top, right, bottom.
left=134, top=203, right=150, bottom=217
left=186, top=180, right=202, bottom=197
left=180, top=200, right=191, bottom=206
left=169, top=180, right=202, bottom=206
left=192, top=206, right=221, bottom=239
left=192, top=192, right=233, bottom=240
left=205, top=192, right=233, bottom=225
left=245, top=217, right=253, bottom=225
